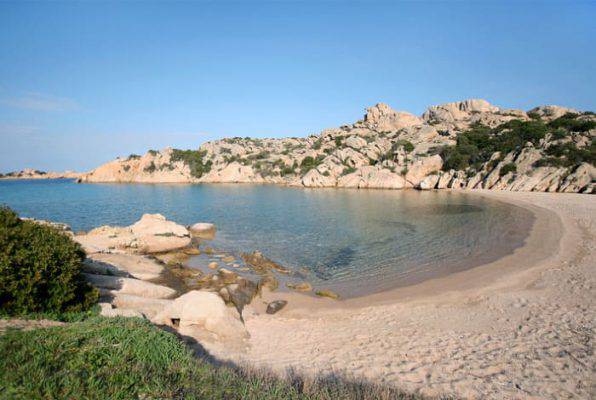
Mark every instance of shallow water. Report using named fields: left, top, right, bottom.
left=0, top=179, right=533, bottom=297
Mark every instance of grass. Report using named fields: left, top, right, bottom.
left=0, top=316, right=423, bottom=400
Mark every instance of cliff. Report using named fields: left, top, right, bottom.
left=79, top=99, right=595, bottom=193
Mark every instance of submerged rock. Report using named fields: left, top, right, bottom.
left=241, top=251, right=290, bottom=274
left=258, top=274, right=279, bottom=292
left=315, top=289, right=340, bottom=300
left=286, top=282, right=313, bottom=292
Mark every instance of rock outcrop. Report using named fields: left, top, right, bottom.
left=75, top=213, right=191, bottom=254
left=76, top=99, right=595, bottom=193
left=152, top=290, right=248, bottom=343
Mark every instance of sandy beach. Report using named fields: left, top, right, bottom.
left=215, top=190, right=595, bottom=399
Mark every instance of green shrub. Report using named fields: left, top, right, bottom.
left=342, top=166, right=356, bottom=176
left=0, top=207, right=98, bottom=316
left=548, top=113, right=596, bottom=132
left=393, top=140, right=414, bottom=153
left=499, top=163, right=517, bottom=176
left=300, top=155, right=324, bottom=174
left=144, top=161, right=157, bottom=173
left=126, top=154, right=141, bottom=160
left=170, top=149, right=212, bottom=178
left=538, top=141, right=596, bottom=167
left=440, top=120, right=548, bottom=171
left=527, top=111, right=541, bottom=120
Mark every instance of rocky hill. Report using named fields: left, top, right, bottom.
left=79, top=99, right=595, bottom=193
left=0, top=169, right=82, bottom=180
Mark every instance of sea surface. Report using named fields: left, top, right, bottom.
left=0, top=179, right=533, bottom=297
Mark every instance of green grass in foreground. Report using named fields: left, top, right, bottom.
left=0, top=316, right=422, bottom=400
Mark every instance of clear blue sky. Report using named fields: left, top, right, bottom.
left=1, top=1, right=594, bottom=172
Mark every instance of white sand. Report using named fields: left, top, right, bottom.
left=216, top=190, right=595, bottom=399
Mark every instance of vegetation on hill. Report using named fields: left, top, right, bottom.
left=170, top=149, right=213, bottom=178
left=0, top=316, right=420, bottom=400
left=439, top=114, right=595, bottom=172
left=0, top=207, right=98, bottom=316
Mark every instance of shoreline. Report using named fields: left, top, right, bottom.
left=250, top=189, right=563, bottom=313
left=222, top=190, right=594, bottom=399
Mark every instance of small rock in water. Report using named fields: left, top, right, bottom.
left=183, top=247, right=201, bottom=255
left=241, top=251, right=290, bottom=274
left=286, top=282, right=313, bottom=292
left=315, top=289, right=340, bottom=300
left=222, top=256, right=235, bottom=263
left=266, top=300, right=288, bottom=315
left=189, top=222, right=216, bottom=239
left=259, top=275, right=279, bottom=291
left=218, top=268, right=238, bottom=284
left=208, top=262, right=218, bottom=269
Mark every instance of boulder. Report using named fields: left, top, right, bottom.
left=423, top=99, right=499, bottom=123
left=83, top=273, right=177, bottom=299
left=527, top=105, right=578, bottom=121
left=405, top=155, right=443, bottom=187
left=558, top=163, right=596, bottom=193
left=344, top=135, right=368, bottom=150
left=266, top=300, right=288, bottom=315
left=152, top=290, right=248, bottom=342
left=363, top=103, right=423, bottom=131
left=436, top=171, right=454, bottom=189
left=299, top=169, right=337, bottom=188
left=418, top=174, right=440, bottom=190
left=108, top=294, right=173, bottom=319
left=226, top=278, right=259, bottom=314
left=75, top=214, right=191, bottom=254
left=337, top=166, right=406, bottom=189
left=85, top=253, right=164, bottom=281
left=99, top=302, right=145, bottom=318
left=200, top=162, right=264, bottom=183
left=189, top=222, right=216, bottom=239
left=130, top=214, right=191, bottom=253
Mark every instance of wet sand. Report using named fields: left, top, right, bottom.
left=215, top=190, right=595, bottom=399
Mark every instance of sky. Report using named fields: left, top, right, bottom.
left=1, top=1, right=595, bottom=172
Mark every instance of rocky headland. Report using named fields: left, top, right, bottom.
left=0, top=168, right=83, bottom=180
left=79, top=99, right=595, bottom=193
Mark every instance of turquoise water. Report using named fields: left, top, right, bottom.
left=0, top=179, right=533, bottom=297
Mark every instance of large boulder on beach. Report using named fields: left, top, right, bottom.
left=152, top=290, right=248, bottom=342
